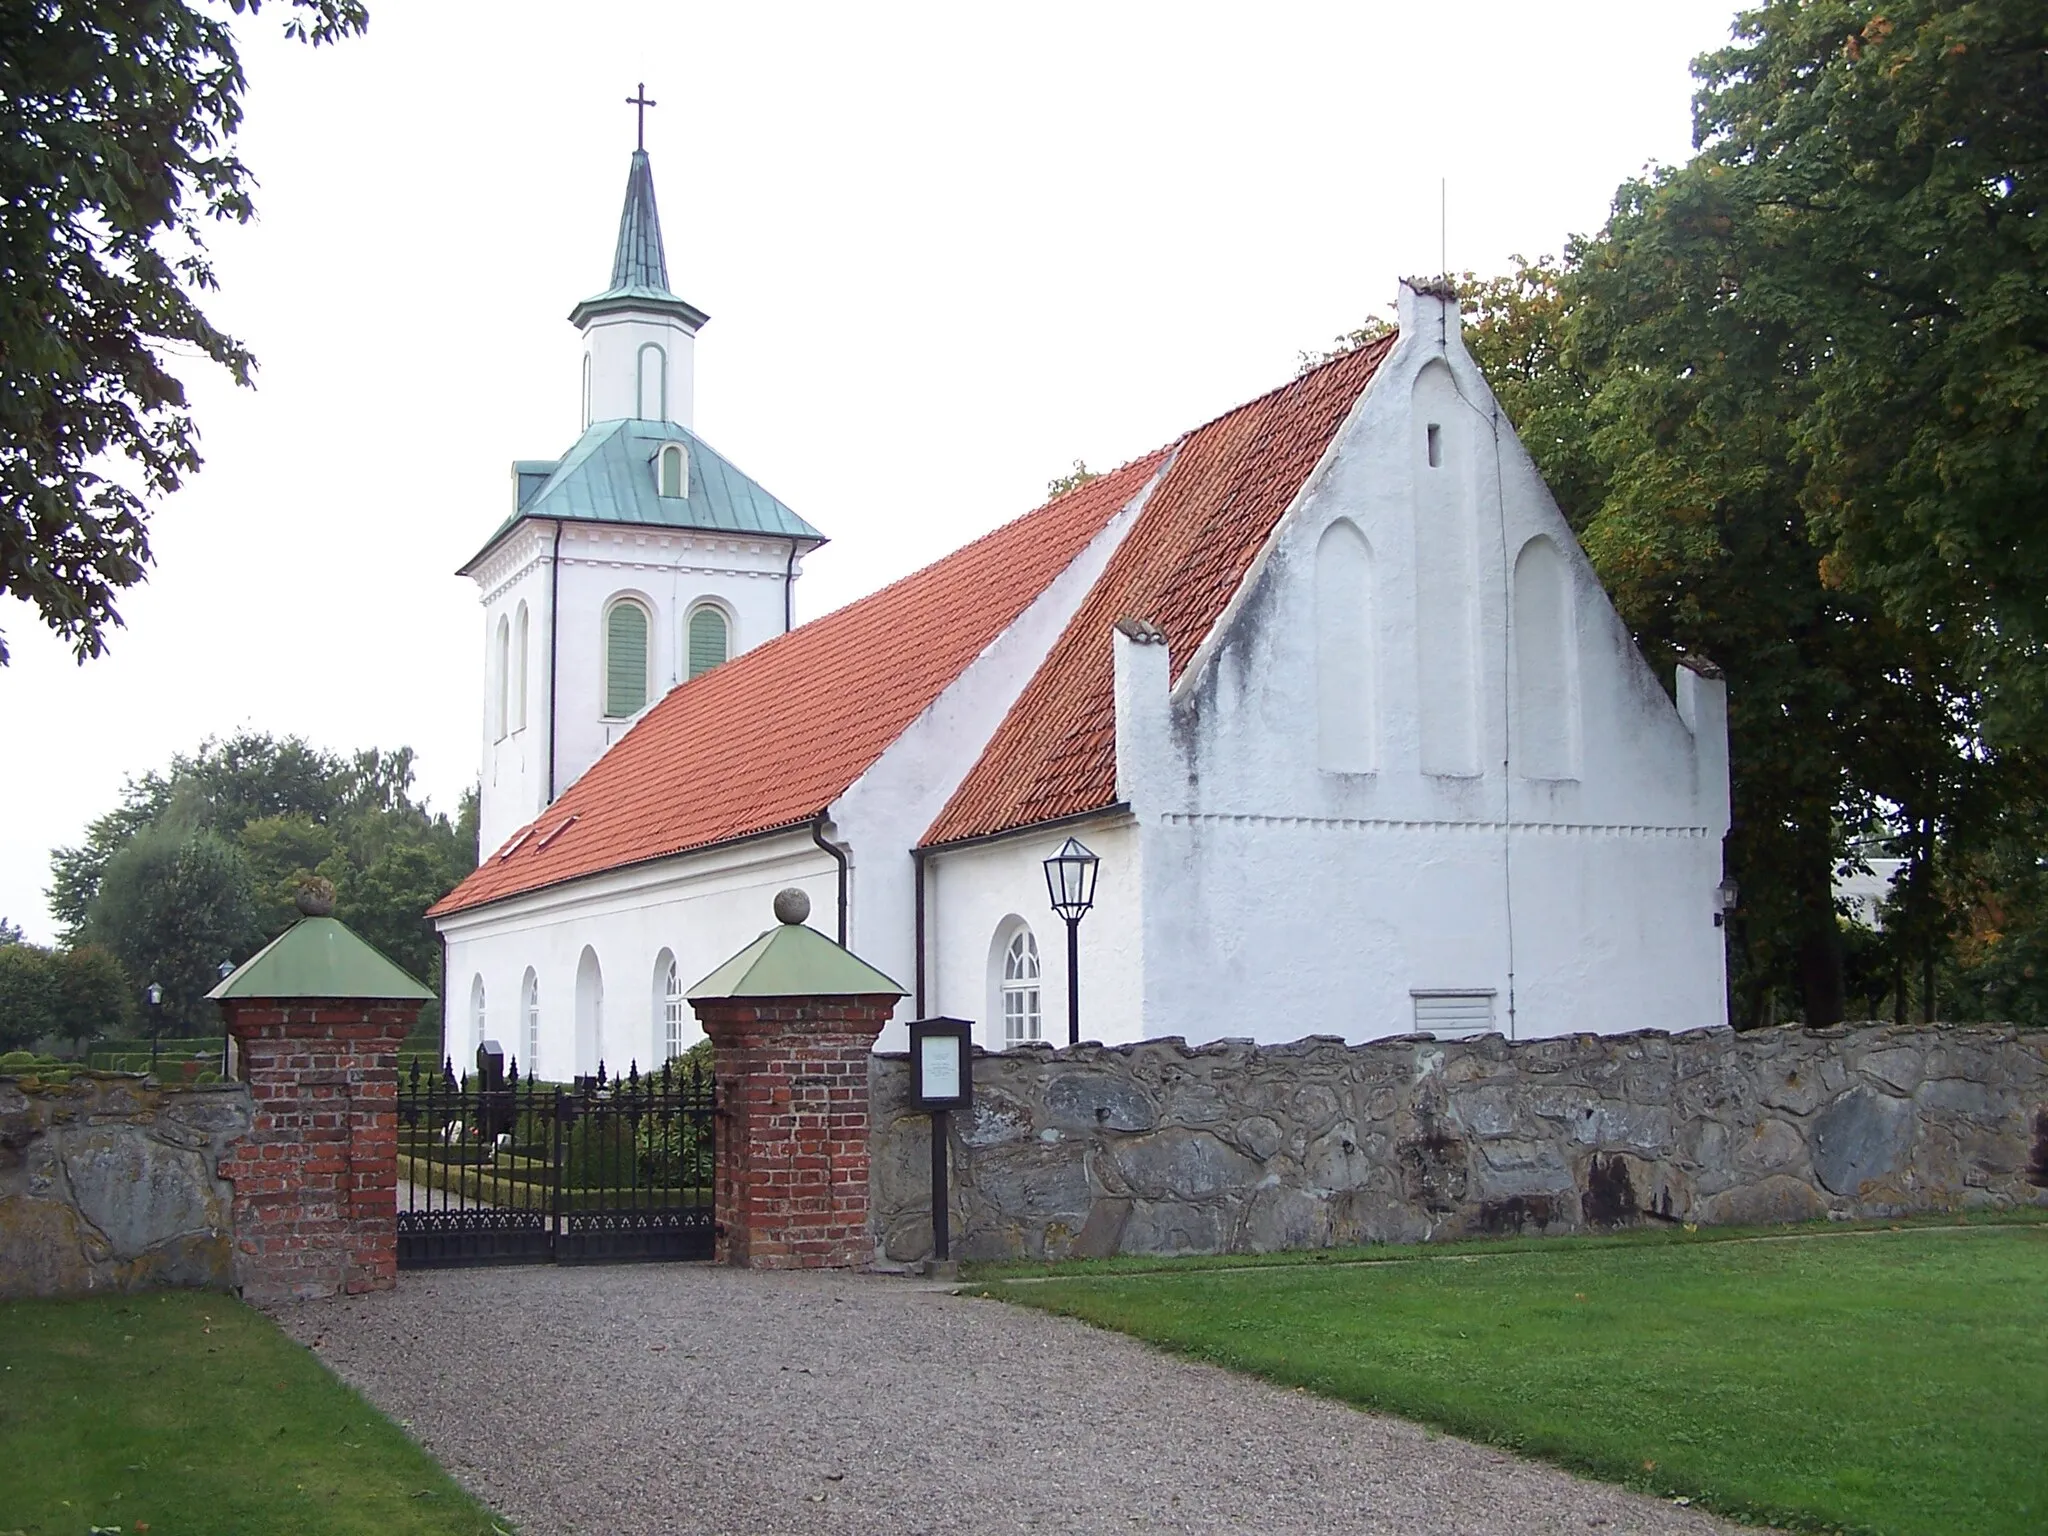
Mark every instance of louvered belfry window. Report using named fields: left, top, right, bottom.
left=687, top=606, right=728, bottom=680
left=605, top=600, right=649, bottom=717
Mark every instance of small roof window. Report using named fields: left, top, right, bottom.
left=658, top=442, right=688, bottom=499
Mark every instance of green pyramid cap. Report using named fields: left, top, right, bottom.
left=208, top=916, right=434, bottom=1002
left=688, top=915, right=905, bottom=1002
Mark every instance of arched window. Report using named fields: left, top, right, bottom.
left=522, top=968, right=540, bottom=1078
left=686, top=604, right=728, bottom=681
left=469, top=974, right=487, bottom=1052
left=1413, top=359, right=1478, bottom=776
left=1314, top=518, right=1376, bottom=773
left=1001, top=928, right=1042, bottom=1047
left=581, top=352, right=593, bottom=429
left=658, top=443, right=688, bottom=499
left=655, top=949, right=686, bottom=1061
left=604, top=599, right=650, bottom=718
left=493, top=614, right=511, bottom=740
left=575, top=946, right=605, bottom=1078
left=636, top=342, right=666, bottom=420
left=1513, top=534, right=1578, bottom=779
left=512, top=602, right=530, bottom=732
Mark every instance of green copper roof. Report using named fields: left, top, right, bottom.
left=207, top=917, right=434, bottom=1002
left=687, top=919, right=906, bottom=1001
left=568, top=151, right=708, bottom=330
left=463, top=419, right=826, bottom=572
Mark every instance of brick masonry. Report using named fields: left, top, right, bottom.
left=218, top=999, right=419, bottom=1304
left=693, top=995, right=896, bottom=1269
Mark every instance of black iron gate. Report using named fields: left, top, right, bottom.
left=396, top=1057, right=715, bottom=1268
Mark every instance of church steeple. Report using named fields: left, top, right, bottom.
left=609, top=149, right=669, bottom=293
left=570, top=94, right=707, bottom=430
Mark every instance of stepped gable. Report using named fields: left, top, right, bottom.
left=431, top=452, right=1167, bottom=916
left=922, top=337, right=1394, bottom=846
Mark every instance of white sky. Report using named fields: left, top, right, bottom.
left=0, top=0, right=1740, bottom=942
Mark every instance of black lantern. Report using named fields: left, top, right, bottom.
left=1042, top=836, right=1099, bottom=1046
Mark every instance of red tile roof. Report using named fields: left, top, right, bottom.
left=921, top=338, right=1394, bottom=846
left=431, top=451, right=1169, bottom=917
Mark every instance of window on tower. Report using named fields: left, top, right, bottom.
left=658, top=443, right=687, bottom=499
left=604, top=598, right=651, bottom=718
left=686, top=604, right=729, bottom=680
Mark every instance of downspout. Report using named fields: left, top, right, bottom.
left=912, top=846, right=928, bottom=1016
left=546, top=521, right=563, bottom=804
left=783, top=541, right=799, bottom=633
left=811, top=814, right=850, bottom=946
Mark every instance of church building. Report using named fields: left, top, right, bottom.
left=430, top=140, right=1732, bottom=1075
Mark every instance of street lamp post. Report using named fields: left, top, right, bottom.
left=1042, top=836, right=1100, bottom=1046
left=145, top=981, right=163, bottom=1071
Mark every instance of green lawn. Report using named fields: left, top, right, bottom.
left=979, top=1224, right=2048, bottom=1536
left=0, top=1291, right=506, bottom=1536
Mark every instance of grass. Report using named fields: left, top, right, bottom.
left=0, top=1291, right=507, bottom=1536
left=976, top=1222, right=2048, bottom=1536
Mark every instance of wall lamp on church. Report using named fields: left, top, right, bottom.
left=1043, top=836, right=1100, bottom=1046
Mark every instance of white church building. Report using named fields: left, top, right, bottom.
left=430, top=142, right=1732, bottom=1075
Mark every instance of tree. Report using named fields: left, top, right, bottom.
left=86, top=825, right=260, bottom=1034
left=0, top=0, right=367, bottom=664
left=0, top=943, right=60, bottom=1050
left=0, top=916, right=23, bottom=946
left=53, top=942, right=129, bottom=1051
left=1046, top=461, right=1099, bottom=500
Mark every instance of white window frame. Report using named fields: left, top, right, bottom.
left=1001, top=929, right=1043, bottom=1047
left=663, top=957, right=686, bottom=1060
left=523, top=969, right=540, bottom=1079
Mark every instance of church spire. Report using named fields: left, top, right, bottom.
left=610, top=149, right=670, bottom=293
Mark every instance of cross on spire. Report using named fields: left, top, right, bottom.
left=626, top=82, right=657, bottom=151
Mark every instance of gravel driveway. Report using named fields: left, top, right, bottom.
left=277, top=1264, right=1751, bottom=1536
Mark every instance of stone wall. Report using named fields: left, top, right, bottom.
left=869, top=1024, right=2048, bottom=1265
left=0, top=1071, right=252, bottom=1298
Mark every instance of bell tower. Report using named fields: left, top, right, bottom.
left=570, top=84, right=708, bottom=429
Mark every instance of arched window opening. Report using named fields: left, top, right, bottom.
left=656, top=949, right=686, bottom=1060
left=1513, top=535, right=1578, bottom=779
left=492, top=614, right=511, bottom=740
left=512, top=602, right=530, bottom=731
left=658, top=443, right=688, bottom=499
left=469, top=974, right=487, bottom=1053
left=581, top=352, right=593, bottom=430
left=1001, top=928, right=1042, bottom=1047
left=605, top=599, right=650, bottom=718
left=522, top=968, right=540, bottom=1078
left=574, top=946, right=605, bottom=1078
left=1314, top=518, right=1376, bottom=773
left=636, top=342, right=667, bottom=420
left=686, top=605, right=728, bottom=681
left=1413, top=359, right=1478, bottom=775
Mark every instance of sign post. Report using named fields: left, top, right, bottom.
left=908, top=1018, right=972, bottom=1269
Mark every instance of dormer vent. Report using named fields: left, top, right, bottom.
left=658, top=442, right=688, bottom=499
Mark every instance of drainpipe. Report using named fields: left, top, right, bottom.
left=545, top=521, right=563, bottom=804
left=811, top=815, right=850, bottom=946
left=783, top=541, right=799, bottom=633
left=912, top=846, right=928, bottom=1016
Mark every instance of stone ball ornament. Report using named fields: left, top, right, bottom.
left=294, top=877, right=337, bottom=917
left=773, top=887, right=812, bottom=926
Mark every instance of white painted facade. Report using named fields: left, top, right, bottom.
left=441, top=279, right=1731, bottom=1071
left=581, top=309, right=698, bottom=431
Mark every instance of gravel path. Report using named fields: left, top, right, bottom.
left=277, top=1265, right=1753, bottom=1536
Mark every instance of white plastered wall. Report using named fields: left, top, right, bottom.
left=436, top=830, right=834, bottom=1079
left=1117, top=282, right=1730, bottom=1046
left=582, top=310, right=698, bottom=429
left=923, top=817, right=1143, bottom=1053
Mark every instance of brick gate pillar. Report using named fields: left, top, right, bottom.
left=688, top=889, right=907, bottom=1269
left=209, top=885, right=435, bottom=1304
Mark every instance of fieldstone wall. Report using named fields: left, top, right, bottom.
left=870, top=1024, right=2048, bottom=1265
left=0, top=1071, right=252, bottom=1298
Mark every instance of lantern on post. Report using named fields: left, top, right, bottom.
left=1042, top=836, right=1100, bottom=1046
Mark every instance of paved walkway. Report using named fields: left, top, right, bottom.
left=277, top=1265, right=1750, bottom=1536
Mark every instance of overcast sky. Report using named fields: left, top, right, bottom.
left=0, top=0, right=1742, bottom=942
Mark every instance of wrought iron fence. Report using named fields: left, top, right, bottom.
left=396, top=1056, right=715, bottom=1268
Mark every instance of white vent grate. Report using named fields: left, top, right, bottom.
left=1411, top=989, right=1497, bottom=1038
